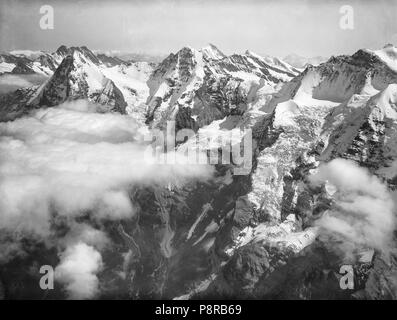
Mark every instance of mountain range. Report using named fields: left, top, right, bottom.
left=0, top=43, right=397, bottom=299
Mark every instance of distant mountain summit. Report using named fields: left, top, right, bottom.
left=366, top=43, right=397, bottom=72
left=201, top=43, right=227, bottom=61
left=283, top=53, right=328, bottom=69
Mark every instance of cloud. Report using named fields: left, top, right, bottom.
left=55, top=242, right=103, bottom=299
left=0, top=100, right=213, bottom=236
left=0, top=100, right=214, bottom=297
left=310, top=158, right=396, bottom=253
left=52, top=222, right=110, bottom=299
left=59, top=223, right=111, bottom=251
left=55, top=223, right=110, bottom=299
left=0, top=74, right=48, bottom=95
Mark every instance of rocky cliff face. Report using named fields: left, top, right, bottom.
left=145, top=45, right=299, bottom=131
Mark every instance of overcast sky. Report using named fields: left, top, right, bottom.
left=1, top=0, right=396, bottom=58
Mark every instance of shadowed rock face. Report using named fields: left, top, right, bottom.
left=33, top=55, right=76, bottom=107
left=0, top=86, right=37, bottom=121
left=91, top=79, right=127, bottom=113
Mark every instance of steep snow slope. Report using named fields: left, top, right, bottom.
left=0, top=62, right=16, bottom=74
left=101, top=62, right=154, bottom=123
left=201, top=44, right=227, bottom=61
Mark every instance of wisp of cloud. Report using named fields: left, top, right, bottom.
left=310, top=158, right=396, bottom=255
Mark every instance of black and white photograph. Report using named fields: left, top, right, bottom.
left=0, top=0, right=397, bottom=304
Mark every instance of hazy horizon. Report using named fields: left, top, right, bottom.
left=1, top=0, right=397, bottom=58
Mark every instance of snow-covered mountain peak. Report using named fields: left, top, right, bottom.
left=244, top=49, right=262, bottom=59
left=367, top=43, right=397, bottom=72
left=283, top=53, right=328, bottom=69
left=201, top=43, right=226, bottom=61
left=176, top=46, right=197, bottom=56
left=55, top=45, right=68, bottom=56
left=145, top=44, right=304, bottom=129
left=21, top=47, right=127, bottom=114
left=277, top=47, right=397, bottom=105
left=370, top=83, right=397, bottom=119
left=53, top=45, right=101, bottom=66
left=258, top=52, right=301, bottom=75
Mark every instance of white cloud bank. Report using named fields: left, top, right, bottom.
left=310, top=158, right=396, bottom=253
left=0, top=100, right=213, bottom=236
left=0, top=100, right=213, bottom=298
